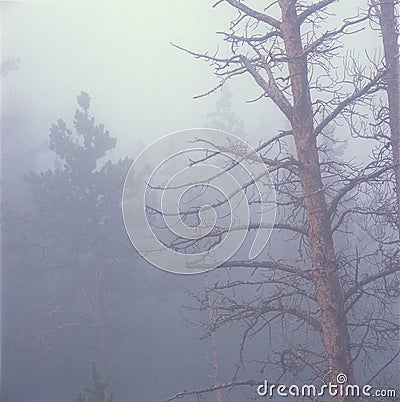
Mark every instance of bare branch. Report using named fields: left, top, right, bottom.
left=344, top=262, right=400, bottom=300
left=221, top=0, right=281, bottom=29
left=298, top=0, right=337, bottom=23
left=220, top=259, right=313, bottom=280
left=328, top=164, right=394, bottom=218
left=163, top=378, right=268, bottom=402
left=314, top=72, right=384, bottom=138
left=240, top=55, right=293, bottom=122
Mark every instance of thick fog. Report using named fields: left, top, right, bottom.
left=1, top=1, right=398, bottom=402
left=1, top=3, right=280, bottom=401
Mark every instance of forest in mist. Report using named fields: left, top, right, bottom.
left=1, top=1, right=399, bottom=402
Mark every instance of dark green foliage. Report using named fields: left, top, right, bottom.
left=206, top=86, right=244, bottom=136
left=48, top=91, right=116, bottom=174
left=77, top=363, right=115, bottom=402
left=0, top=57, right=20, bottom=76
left=2, top=92, right=134, bottom=400
left=25, top=92, right=131, bottom=265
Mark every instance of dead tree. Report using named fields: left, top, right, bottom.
left=372, top=0, right=400, bottom=223
left=162, top=1, right=399, bottom=401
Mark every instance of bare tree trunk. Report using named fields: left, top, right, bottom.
left=377, top=0, right=400, bottom=223
left=278, top=0, right=353, bottom=394
left=205, top=277, right=223, bottom=402
left=81, top=264, right=111, bottom=401
left=282, top=318, right=297, bottom=402
left=94, top=269, right=107, bottom=372
left=165, top=3, right=398, bottom=401
left=93, top=264, right=111, bottom=400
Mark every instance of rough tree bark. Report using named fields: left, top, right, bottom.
left=279, top=0, right=353, bottom=384
left=165, top=1, right=399, bottom=401
left=377, top=0, right=400, bottom=222
left=279, top=0, right=353, bottom=388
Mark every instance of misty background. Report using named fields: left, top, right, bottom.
left=1, top=1, right=394, bottom=402
left=1, top=2, right=279, bottom=401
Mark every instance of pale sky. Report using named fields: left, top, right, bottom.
left=2, top=1, right=381, bottom=165
left=2, top=1, right=274, bottom=162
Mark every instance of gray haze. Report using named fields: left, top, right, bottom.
left=1, top=2, right=280, bottom=401
left=1, top=1, right=389, bottom=402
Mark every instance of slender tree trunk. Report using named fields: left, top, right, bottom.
left=93, top=264, right=111, bottom=400
left=278, top=1, right=353, bottom=396
left=378, top=0, right=400, bottom=224
left=205, top=277, right=223, bottom=402
left=283, top=318, right=297, bottom=402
